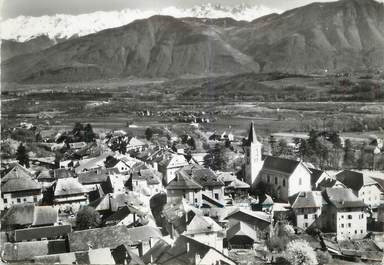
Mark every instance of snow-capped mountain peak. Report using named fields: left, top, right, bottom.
left=1, top=3, right=280, bottom=42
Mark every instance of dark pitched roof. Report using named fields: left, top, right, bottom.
left=309, top=168, right=324, bottom=187
left=262, top=156, right=301, bottom=175
left=258, top=194, right=273, bottom=205
left=166, top=171, right=202, bottom=190
left=1, top=203, right=35, bottom=226
left=1, top=177, right=41, bottom=193
left=150, top=235, right=235, bottom=265
left=371, top=177, right=384, bottom=191
left=104, top=206, right=131, bottom=224
left=181, top=165, right=223, bottom=188
left=225, top=209, right=271, bottom=224
left=142, top=239, right=171, bottom=264
left=89, top=192, right=144, bottom=212
left=336, top=170, right=377, bottom=192
left=289, top=191, right=325, bottom=209
left=323, top=188, right=367, bottom=209
left=335, top=170, right=363, bottom=191
left=1, top=163, right=33, bottom=183
left=14, top=225, right=71, bottom=241
left=317, top=177, right=337, bottom=189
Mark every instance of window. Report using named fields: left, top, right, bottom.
left=355, top=230, right=357, bottom=234
left=17, top=198, right=21, bottom=203
left=23, top=198, right=27, bottom=202
left=214, top=193, right=219, bottom=200
left=299, top=178, right=302, bottom=185
left=195, top=198, right=198, bottom=203
left=3, top=198, right=7, bottom=203
left=314, top=214, right=318, bottom=219
left=361, top=230, right=363, bottom=234
left=267, top=175, right=270, bottom=183
left=341, top=224, right=344, bottom=228
left=348, top=223, right=351, bottom=228
left=283, top=179, right=286, bottom=187
left=275, top=177, right=278, bottom=185
left=304, top=214, right=308, bottom=219
left=341, top=215, right=344, bottom=219
left=347, top=215, right=352, bottom=219
left=304, top=223, right=308, bottom=228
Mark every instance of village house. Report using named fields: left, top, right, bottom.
left=226, top=178, right=250, bottom=200
left=89, top=192, right=145, bottom=222
left=225, top=209, right=271, bottom=232
left=142, top=235, right=236, bottom=265
left=1, top=164, right=42, bottom=210
left=289, top=191, right=325, bottom=230
left=69, top=225, right=162, bottom=257
left=74, top=152, right=113, bottom=174
left=336, top=170, right=383, bottom=208
left=161, top=198, right=202, bottom=238
left=126, top=137, right=147, bottom=152
left=53, top=178, right=88, bottom=212
left=181, top=164, right=225, bottom=205
left=104, top=204, right=149, bottom=227
left=183, top=215, right=225, bottom=252
left=166, top=170, right=203, bottom=206
left=226, top=221, right=260, bottom=249
left=77, top=168, right=117, bottom=192
left=131, top=168, right=163, bottom=197
left=322, top=188, right=367, bottom=240
left=147, top=149, right=189, bottom=184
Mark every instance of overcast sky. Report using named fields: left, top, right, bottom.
left=0, top=0, right=346, bottom=19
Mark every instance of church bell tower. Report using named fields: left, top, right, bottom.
left=244, top=122, right=263, bottom=186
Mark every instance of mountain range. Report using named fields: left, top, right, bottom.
left=1, top=3, right=278, bottom=42
left=2, top=0, right=384, bottom=83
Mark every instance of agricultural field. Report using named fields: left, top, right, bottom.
left=1, top=73, right=383, bottom=142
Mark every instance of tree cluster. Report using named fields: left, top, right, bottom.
left=203, top=143, right=230, bottom=171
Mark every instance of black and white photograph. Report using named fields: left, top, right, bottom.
left=1, top=0, right=384, bottom=264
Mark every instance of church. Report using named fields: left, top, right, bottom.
left=244, top=122, right=312, bottom=202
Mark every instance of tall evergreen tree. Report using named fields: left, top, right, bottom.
left=84, top=123, right=95, bottom=142
left=16, top=143, right=29, bottom=168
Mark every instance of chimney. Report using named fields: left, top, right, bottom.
left=186, top=242, right=190, bottom=253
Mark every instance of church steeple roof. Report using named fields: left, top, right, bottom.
left=246, top=122, right=258, bottom=146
